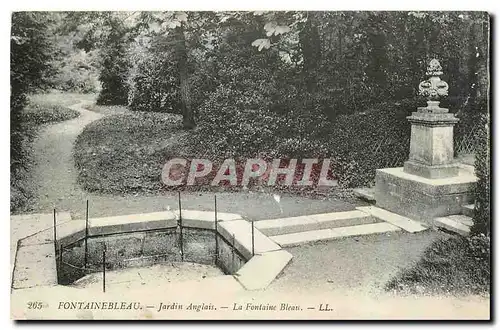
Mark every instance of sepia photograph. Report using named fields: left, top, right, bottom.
left=9, top=9, right=491, bottom=320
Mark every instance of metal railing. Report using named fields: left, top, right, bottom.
left=52, top=193, right=256, bottom=293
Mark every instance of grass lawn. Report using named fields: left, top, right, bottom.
left=74, top=111, right=188, bottom=194
left=73, top=109, right=358, bottom=200
left=11, top=93, right=86, bottom=213
left=83, top=103, right=129, bottom=116
left=385, top=234, right=490, bottom=296
left=29, top=90, right=97, bottom=107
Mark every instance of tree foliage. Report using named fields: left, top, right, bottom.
left=10, top=12, right=57, bottom=211
left=11, top=12, right=55, bottom=168
left=59, top=12, right=136, bottom=105
left=471, top=112, right=490, bottom=236
left=13, top=11, right=491, bottom=191
left=96, top=19, right=130, bottom=105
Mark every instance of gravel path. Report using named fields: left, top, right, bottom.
left=269, top=229, right=450, bottom=295
left=30, top=100, right=360, bottom=221
left=30, top=101, right=102, bottom=217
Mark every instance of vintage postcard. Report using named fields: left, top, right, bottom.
left=10, top=10, right=491, bottom=320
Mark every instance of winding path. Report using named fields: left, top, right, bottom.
left=30, top=100, right=358, bottom=221
left=31, top=101, right=102, bottom=218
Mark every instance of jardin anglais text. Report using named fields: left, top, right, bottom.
left=161, top=158, right=338, bottom=187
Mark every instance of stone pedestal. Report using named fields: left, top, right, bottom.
left=403, top=110, right=460, bottom=179
left=374, top=109, right=477, bottom=224
left=375, top=166, right=476, bottom=223
left=373, top=59, right=478, bottom=225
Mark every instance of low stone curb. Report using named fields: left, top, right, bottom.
left=434, top=215, right=471, bottom=236
left=235, top=250, right=293, bottom=291
left=356, top=206, right=428, bottom=233
left=12, top=209, right=293, bottom=293
left=255, top=210, right=378, bottom=236
left=217, top=220, right=281, bottom=260
left=270, top=222, right=401, bottom=247
left=89, top=211, right=177, bottom=236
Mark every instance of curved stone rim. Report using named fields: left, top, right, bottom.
left=12, top=210, right=293, bottom=293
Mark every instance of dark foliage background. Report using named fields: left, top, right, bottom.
left=96, top=20, right=130, bottom=105
left=12, top=11, right=490, bottom=221
left=11, top=12, right=56, bottom=211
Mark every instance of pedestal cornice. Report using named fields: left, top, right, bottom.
left=407, top=112, right=459, bottom=127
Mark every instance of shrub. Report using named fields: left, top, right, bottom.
left=386, top=235, right=490, bottom=295
left=21, top=103, right=80, bottom=125
left=11, top=12, right=56, bottom=212
left=471, top=112, right=490, bottom=236
left=74, top=112, right=183, bottom=194
left=318, top=98, right=414, bottom=187
left=189, top=88, right=414, bottom=189
left=128, top=39, right=181, bottom=113
left=50, top=50, right=101, bottom=93
left=96, top=23, right=129, bottom=105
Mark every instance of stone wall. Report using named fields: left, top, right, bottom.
left=58, top=227, right=247, bottom=285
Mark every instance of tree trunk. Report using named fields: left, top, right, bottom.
left=299, top=12, right=321, bottom=93
left=365, top=12, right=389, bottom=99
left=175, top=25, right=195, bottom=129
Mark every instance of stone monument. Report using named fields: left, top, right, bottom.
left=374, top=59, right=477, bottom=224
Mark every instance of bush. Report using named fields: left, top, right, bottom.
left=188, top=88, right=414, bottom=189
left=21, top=103, right=80, bottom=125
left=325, top=99, right=415, bottom=187
left=128, top=39, right=181, bottom=113
left=74, top=112, right=183, bottom=194
left=11, top=12, right=56, bottom=212
left=471, top=112, right=490, bottom=236
left=50, top=50, right=101, bottom=93
left=96, top=23, right=129, bottom=105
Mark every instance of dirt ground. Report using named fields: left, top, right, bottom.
left=72, top=262, right=224, bottom=292
left=270, top=229, right=450, bottom=295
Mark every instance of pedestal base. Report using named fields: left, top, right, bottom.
left=403, top=160, right=459, bottom=179
left=375, top=166, right=477, bottom=224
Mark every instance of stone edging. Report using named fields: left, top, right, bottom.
left=12, top=210, right=293, bottom=292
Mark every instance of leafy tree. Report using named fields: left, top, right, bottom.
left=10, top=12, right=57, bottom=212
left=60, top=12, right=135, bottom=105
left=363, top=12, right=390, bottom=99
left=96, top=19, right=130, bottom=105
left=11, top=12, right=55, bottom=167
left=140, top=11, right=227, bottom=129
left=127, top=34, right=181, bottom=113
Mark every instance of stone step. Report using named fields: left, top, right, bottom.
left=353, top=187, right=376, bottom=202
left=356, top=206, right=428, bottom=233
left=217, top=220, right=281, bottom=260
left=461, top=204, right=475, bottom=217
left=255, top=210, right=377, bottom=237
left=235, top=250, right=293, bottom=290
left=434, top=215, right=471, bottom=236
left=270, top=222, right=401, bottom=248
left=448, top=214, right=474, bottom=227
